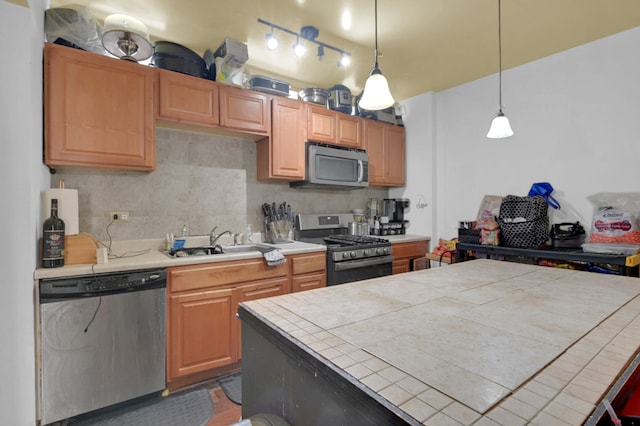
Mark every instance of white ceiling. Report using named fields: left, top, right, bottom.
left=41, top=0, right=640, bottom=101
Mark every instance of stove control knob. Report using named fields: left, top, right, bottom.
left=384, top=247, right=391, bottom=255
left=342, top=252, right=350, bottom=259
left=376, top=248, right=384, bottom=255
left=363, top=249, right=370, bottom=256
left=350, top=251, right=357, bottom=258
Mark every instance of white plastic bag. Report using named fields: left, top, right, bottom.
left=587, top=192, right=640, bottom=244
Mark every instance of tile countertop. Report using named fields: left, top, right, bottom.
left=34, top=236, right=326, bottom=280
left=240, top=259, right=640, bottom=425
left=385, top=234, right=431, bottom=244
left=34, top=234, right=429, bottom=280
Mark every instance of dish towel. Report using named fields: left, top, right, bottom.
left=256, top=245, right=287, bottom=266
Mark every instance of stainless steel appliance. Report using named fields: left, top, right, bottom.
left=290, top=143, right=368, bottom=190
left=39, top=269, right=166, bottom=424
left=328, top=84, right=352, bottom=114
left=381, top=198, right=410, bottom=235
left=296, top=213, right=393, bottom=285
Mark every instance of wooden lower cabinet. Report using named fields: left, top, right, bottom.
left=391, top=239, right=430, bottom=274
left=290, top=252, right=326, bottom=292
left=168, top=286, right=237, bottom=381
left=167, top=253, right=325, bottom=386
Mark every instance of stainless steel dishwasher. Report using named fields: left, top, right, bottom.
left=39, top=269, right=166, bottom=425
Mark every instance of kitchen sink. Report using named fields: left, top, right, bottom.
left=221, top=244, right=262, bottom=253
left=163, top=244, right=264, bottom=258
left=163, top=246, right=223, bottom=258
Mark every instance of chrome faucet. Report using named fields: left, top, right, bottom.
left=210, top=226, right=232, bottom=246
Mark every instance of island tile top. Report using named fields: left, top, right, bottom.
left=242, top=259, right=640, bottom=425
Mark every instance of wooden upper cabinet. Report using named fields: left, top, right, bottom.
left=365, top=121, right=386, bottom=185
left=364, top=120, right=405, bottom=187
left=307, top=104, right=363, bottom=148
left=44, top=43, right=155, bottom=171
left=337, top=114, right=363, bottom=148
left=156, top=68, right=219, bottom=127
left=385, top=124, right=406, bottom=186
left=219, top=85, right=270, bottom=135
left=257, top=97, right=306, bottom=180
left=307, top=104, right=336, bottom=143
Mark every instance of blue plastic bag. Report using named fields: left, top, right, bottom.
left=528, top=182, right=561, bottom=209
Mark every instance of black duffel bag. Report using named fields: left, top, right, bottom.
left=497, top=195, right=549, bottom=248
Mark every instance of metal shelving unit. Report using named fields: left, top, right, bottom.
left=456, top=242, right=640, bottom=276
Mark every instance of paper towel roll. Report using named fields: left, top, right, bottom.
left=42, top=189, right=79, bottom=235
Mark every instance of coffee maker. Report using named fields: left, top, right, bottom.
left=380, top=198, right=409, bottom=235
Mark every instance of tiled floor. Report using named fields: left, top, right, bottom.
left=205, top=379, right=242, bottom=426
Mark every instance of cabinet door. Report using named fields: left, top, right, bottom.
left=307, top=105, right=336, bottom=143
left=157, top=69, right=219, bottom=127
left=364, top=120, right=386, bottom=185
left=219, top=85, right=270, bottom=134
left=44, top=43, right=155, bottom=171
left=257, top=97, right=305, bottom=180
left=386, top=125, right=406, bottom=186
left=391, top=240, right=430, bottom=275
left=235, top=277, right=289, bottom=356
left=167, top=287, right=237, bottom=381
left=392, top=259, right=411, bottom=275
left=337, top=114, right=363, bottom=148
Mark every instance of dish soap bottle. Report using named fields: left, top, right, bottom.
left=245, top=224, right=254, bottom=244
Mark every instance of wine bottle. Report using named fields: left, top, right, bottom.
left=42, top=198, right=65, bottom=268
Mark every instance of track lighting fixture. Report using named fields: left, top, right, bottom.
left=293, top=36, right=306, bottom=56
left=258, top=18, right=351, bottom=67
left=265, top=27, right=278, bottom=50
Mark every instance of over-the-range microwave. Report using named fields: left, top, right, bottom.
left=290, top=142, right=368, bottom=190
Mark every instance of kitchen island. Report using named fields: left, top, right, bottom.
left=238, top=259, right=640, bottom=425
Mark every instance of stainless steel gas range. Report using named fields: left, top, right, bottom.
left=295, top=213, right=394, bottom=285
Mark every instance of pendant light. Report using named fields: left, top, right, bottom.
left=358, top=0, right=395, bottom=111
left=486, top=0, right=514, bottom=138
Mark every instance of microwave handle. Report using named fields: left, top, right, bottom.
left=357, top=160, right=364, bottom=182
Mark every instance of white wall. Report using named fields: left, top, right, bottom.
left=389, top=93, right=436, bottom=238
left=0, top=0, right=48, bottom=424
left=403, top=26, right=640, bottom=243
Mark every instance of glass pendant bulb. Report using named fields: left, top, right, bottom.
left=486, top=111, right=513, bottom=138
left=359, top=68, right=395, bottom=110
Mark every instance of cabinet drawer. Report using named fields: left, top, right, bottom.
left=290, top=252, right=326, bottom=275
left=292, top=272, right=326, bottom=292
left=392, top=240, right=430, bottom=259
left=169, top=259, right=288, bottom=293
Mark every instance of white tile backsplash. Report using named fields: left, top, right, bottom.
left=52, top=128, right=388, bottom=241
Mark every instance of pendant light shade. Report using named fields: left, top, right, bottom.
left=487, top=111, right=514, bottom=138
left=359, top=0, right=395, bottom=111
left=486, top=0, right=513, bottom=139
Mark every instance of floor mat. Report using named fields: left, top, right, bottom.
left=71, top=387, right=214, bottom=426
left=218, top=372, right=242, bottom=405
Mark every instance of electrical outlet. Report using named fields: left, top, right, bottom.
left=110, top=211, right=130, bottom=222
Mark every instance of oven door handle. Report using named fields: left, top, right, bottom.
left=334, top=255, right=395, bottom=271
